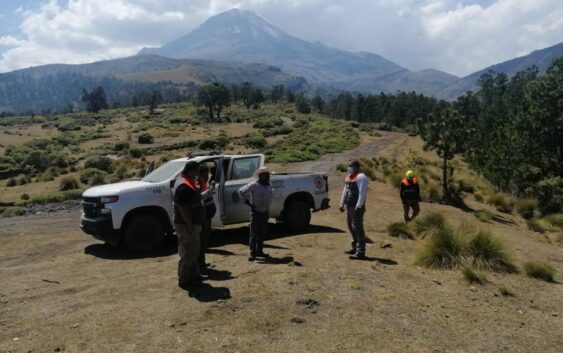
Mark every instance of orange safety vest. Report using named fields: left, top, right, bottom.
left=346, top=172, right=359, bottom=182
left=401, top=177, right=417, bottom=186
left=180, top=173, right=198, bottom=191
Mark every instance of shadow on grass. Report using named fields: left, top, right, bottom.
left=491, top=214, right=517, bottom=226
left=184, top=283, right=231, bottom=302
left=85, top=223, right=345, bottom=260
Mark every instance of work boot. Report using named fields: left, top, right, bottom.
left=345, top=249, right=356, bottom=255
left=349, top=252, right=366, bottom=260
left=256, top=251, right=270, bottom=258
left=248, top=254, right=256, bottom=261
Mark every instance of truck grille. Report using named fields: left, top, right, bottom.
left=82, top=197, right=101, bottom=217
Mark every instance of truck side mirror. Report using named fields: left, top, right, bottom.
left=170, top=179, right=176, bottom=188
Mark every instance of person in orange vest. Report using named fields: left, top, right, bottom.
left=339, top=159, right=368, bottom=260
left=400, top=170, right=421, bottom=222
left=174, top=161, right=205, bottom=289
left=197, top=164, right=217, bottom=274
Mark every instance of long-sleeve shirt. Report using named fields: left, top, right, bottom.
left=340, top=173, right=368, bottom=209
left=238, top=181, right=273, bottom=213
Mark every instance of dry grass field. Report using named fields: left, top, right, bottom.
left=1, top=130, right=561, bottom=353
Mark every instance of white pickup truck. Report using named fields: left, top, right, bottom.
left=80, top=153, right=330, bottom=252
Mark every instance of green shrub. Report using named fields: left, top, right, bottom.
left=16, top=189, right=82, bottom=206
left=526, top=218, right=545, bottom=233
left=114, top=142, right=130, bottom=151
left=137, top=133, right=154, bottom=144
left=387, top=222, right=415, bottom=239
left=20, top=193, right=30, bottom=200
left=515, top=199, right=537, bottom=219
left=263, top=126, right=292, bottom=137
left=84, top=156, right=114, bottom=173
left=474, top=210, right=493, bottom=223
left=524, top=262, right=556, bottom=282
left=415, top=225, right=465, bottom=269
left=534, top=177, right=563, bottom=214
left=463, top=267, right=487, bottom=284
left=23, top=150, right=50, bottom=172
left=129, top=148, right=143, bottom=158
left=198, top=135, right=229, bottom=150
left=544, top=213, right=563, bottom=228
left=59, top=177, right=80, bottom=191
left=242, top=133, right=267, bottom=149
left=6, top=178, right=17, bottom=187
left=499, top=287, right=515, bottom=297
left=0, top=207, right=26, bottom=217
left=18, top=175, right=31, bottom=185
left=487, top=193, right=513, bottom=213
left=466, top=230, right=516, bottom=273
left=412, top=212, right=446, bottom=238
left=253, top=118, right=283, bottom=129
left=80, top=168, right=108, bottom=186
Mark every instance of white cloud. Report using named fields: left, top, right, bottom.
left=0, top=0, right=561, bottom=75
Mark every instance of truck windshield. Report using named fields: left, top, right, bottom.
left=142, top=161, right=185, bottom=183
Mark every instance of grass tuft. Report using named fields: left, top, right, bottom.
left=526, top=218, right=545, bottom=233
left=387, top=222, right=415, bottom=239
left=474, top=210, right=493, bottom=223
left=524, top=262, right=556, bottom=282
left=515, top=199, right=537, bottom=219
left=466, top=230, right=517, bottom=273
left=412, top=212, right=446, bottom=238
left=544, top=213, right=563, bottom=228
left=499, top=287, right=515, bottom=297
left=463, top=267, right=487, bottom=284
left=487, top=193, right=513, bottom=213
left=415, top=225, right=465, bottom=269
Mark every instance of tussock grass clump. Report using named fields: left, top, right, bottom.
left=421, top=183, right=443, bottom=203
left=499, top=287, right=515, bottom=297
left=466, top=230, right=517, bottom=273
left=487, top=193, right=514, bottom=213
left=526, top=218, right=545, bottom=233
left=515, top=199, right=537, bottom=219
left=387, top=222, right=415, bottom=239
left=474, top=192, right=485, bottom=203
left=463, top=267, right=487, bottom=284
left=524, top=262, right=556, bottom=282
left=415, top=225, right=465, bottom=269
left=59, top=176, right=80, bottom=191
left=474, top=210, right=493, bottom=223
left=544, top=213, right=563, bottom=228
left=412, top=212, right=446, bottom=238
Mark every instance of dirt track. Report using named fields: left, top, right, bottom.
left=1, top=132, right=562, bottom=353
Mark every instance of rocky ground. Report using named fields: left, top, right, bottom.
left=1, top=132, right=562, bottom=353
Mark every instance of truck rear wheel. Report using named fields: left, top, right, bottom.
left=283, top=200, right=311, bottom=231
left=123, top=215, right=165, bottom=253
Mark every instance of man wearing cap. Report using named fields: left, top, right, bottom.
left=400, top=170, right=421, bottom=222
left=174, top=161, right=205, bottom=289
left=339, top=160, right=368, bottom=260
left=238, top=167, right=273, bottom=261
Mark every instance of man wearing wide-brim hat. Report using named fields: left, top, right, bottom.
left=238, top=167, right=273, bottom=261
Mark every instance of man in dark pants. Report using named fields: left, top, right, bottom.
left=174, top=161, right=205, bottom=289
left=238, top=167, right=273, bottom=261
left=339, top=160, right=369, bottom=260
left=400, top=170, right=421, bottom=222
left=197, top=164, right=216, bottom=274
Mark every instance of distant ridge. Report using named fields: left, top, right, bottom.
left=437, top=42, right=563, bottom=100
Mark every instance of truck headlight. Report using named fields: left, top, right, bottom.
left=100, top=196, right=119, bottom=204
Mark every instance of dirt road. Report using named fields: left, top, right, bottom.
left=1, top=132, right=562, bottom=353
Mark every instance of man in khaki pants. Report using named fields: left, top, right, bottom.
left=174, top=161, right=205, bottom=289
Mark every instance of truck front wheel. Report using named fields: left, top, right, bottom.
left=123, top=215, right=165, bottom=253
left=283, top=200, right=311, bottom=231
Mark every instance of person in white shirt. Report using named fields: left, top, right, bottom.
left=238, top=167, right=273, bottom=261
left=339, top=159, right=368, bottom=259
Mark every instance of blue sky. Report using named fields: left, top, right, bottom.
left=0, top=0, right=561, bottom=75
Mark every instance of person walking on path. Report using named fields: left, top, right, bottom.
left=339, top=160, right=368, bottom=260
left=400, top=170, right=421, bottom=223
left=238, top=167, right=273, bottom=262
left=174, top=161, right=205, bottom=289
left=197, top=164, right=217, bottom=274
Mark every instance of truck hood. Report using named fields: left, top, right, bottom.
left=82, top=181, right=153, bottom=197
